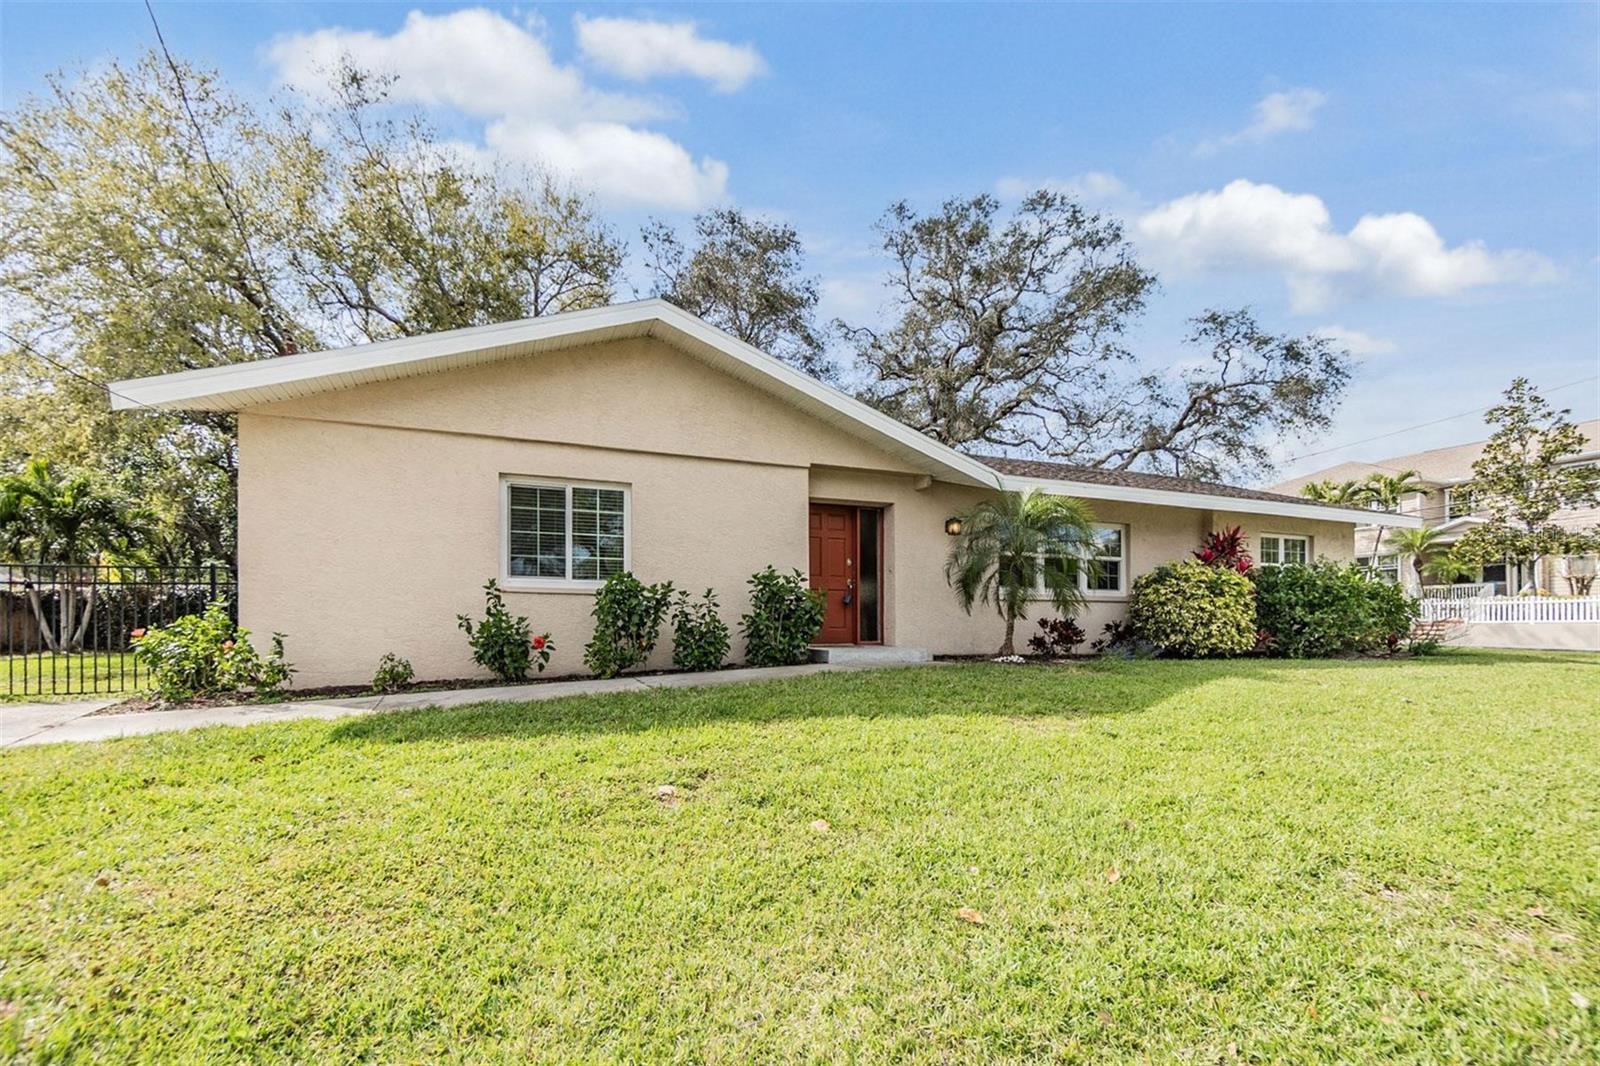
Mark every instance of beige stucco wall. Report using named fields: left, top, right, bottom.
left=238, top=335, right=1356, bottom=685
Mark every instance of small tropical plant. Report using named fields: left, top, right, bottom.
left=1193, top=526, right=1253, bottom=573
left=584, top=571, right=674, bottom=678
left=1127, top=561, right=1257, bottom=658
left=741, top=566, right=825, bottom=666
left=946, top=489, right=1098, bottom=657
left=457, top=579, right=552, bottom=682
left=131, top=600, right=293, bottom=702
left=370, top=652, right=415, bottom=694
left=1027, top=616, right=1085, bottom=657
left=671, top=588, right=731, bottom=672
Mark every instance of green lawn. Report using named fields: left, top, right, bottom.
left=2, top=651, right=1596, bottom=1062
left=1, top=652, right=140, bottom=701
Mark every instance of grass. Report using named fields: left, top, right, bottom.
left=1, top=652, right=140, bottom=702
left=1, top=650, right=1596, bottom=1062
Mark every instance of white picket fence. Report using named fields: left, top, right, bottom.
left=1417, top=596, right=1600, bottom=624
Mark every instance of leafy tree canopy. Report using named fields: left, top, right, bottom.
left=1453, top=378, right=1600, bottom=582
left=0, top=55, right=621, bottom=564
left=642, top=207, right=833, bottom=381
left=843, top=190, right=1351, bottom=481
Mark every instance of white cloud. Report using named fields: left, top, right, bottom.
left=263, top=8, right=729, bottom=209
left=994, top=171, right=1131, bottom=205
left=1312, top=325, right=1397, bottom=357
left=1197, top=88, right=1327, bottom=155
left=1135, top=179, right=1559, bottom=311
left=487, top=119, right=728, bottom=210
left=575, top=16, right=766, bottom=92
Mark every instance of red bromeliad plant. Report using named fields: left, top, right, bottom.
left=1194, top=526, right=1254, bottom=574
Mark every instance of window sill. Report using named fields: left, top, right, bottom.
left=499, top=579, right=604, bottom=595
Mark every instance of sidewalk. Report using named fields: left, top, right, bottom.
left=0, top=660, right=938, bottom=748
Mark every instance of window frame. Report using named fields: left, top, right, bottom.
left=1357, top=552, right=1401, bottom=584
left=1443, top=486, right=1479, bottom=521
left=500, top=476, right=631, bottom=591
left=1258, top=533, right=1310, bottom=568
left=1031, top=522, right=1130, bottom=600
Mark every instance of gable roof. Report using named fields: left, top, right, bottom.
left=110, top=299, right=1402, bottom=526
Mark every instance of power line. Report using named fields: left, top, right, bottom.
left=0, top=329, right=166, bottom=415
left=1280, top=375, right=1599, bottom=468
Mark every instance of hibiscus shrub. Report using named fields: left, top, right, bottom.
left=742, top=566, right=825, bottom=666
left=1254, top=561, right=1418, bottom=658
left=457, top=579, right=554, bottom=682
left=584, top=571, right=674, bottom=678
left=132, top=600, right=293, bottom=702
left=671, top=588, right=731, bottom=672
left=1127, top=561, right=1256, bottom=658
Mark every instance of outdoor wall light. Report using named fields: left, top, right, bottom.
left=944, top=517, right=964, bottom=536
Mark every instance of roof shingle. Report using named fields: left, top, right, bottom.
left=970, top=454, right=1362, bottom=513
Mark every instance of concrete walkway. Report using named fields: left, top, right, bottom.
left=0, top=660, right=937, bottom=748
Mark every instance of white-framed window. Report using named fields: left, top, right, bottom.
left=1444, top=487, right=1479, bottom=520
left=1258, top=534, right=1309, bottom=567
left=1357, top=553, right=1401, bottom=584
left=1035, top=523, right=1129, bottom=598
left=502, top=477, right=629, bottom=588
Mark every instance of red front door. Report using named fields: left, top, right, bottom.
left=808, top=504, right=858, bottom=644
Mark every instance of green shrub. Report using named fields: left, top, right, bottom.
left=1254, top=561, right=1419, bottom=658
left=131, top=600, right=293, bottom=702
left=584, top=571, right=674, bottom=678
left=1127, top=561, right=1256, bottom=658
left=741, top=566, right=825, bottom=666
left=370, top=652, right=415, bottom=693
left=457, top=579, right=554, bottom=682
left=671, top=588, right=730, bottom=672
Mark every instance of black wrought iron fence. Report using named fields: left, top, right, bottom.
left=1, top=564, right=235, bottom=698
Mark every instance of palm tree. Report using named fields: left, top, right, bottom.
left=1387, top=525, right=1444, bottom=589
left=945, top=489, right=1097, bottom=656
left=1423, top=550, right=1475, bottom=587
left=0, top=460, right=148, bottom=651
left=1358, top=469, right=1424, bottom=569
left=1299, top=479, right=1367, bottom=506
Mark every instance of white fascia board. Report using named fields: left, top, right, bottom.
left=107, top=301, right=654, bottom=411
left=1000, top=475, right=1425, bottom=528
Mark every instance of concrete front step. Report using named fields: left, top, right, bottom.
left=809, top=645, right=933, bottom=665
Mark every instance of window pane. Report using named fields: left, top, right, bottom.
left=1284, top=538, right=1308, bottom=565
left=1260, top=537, right=1280, bottom=565
left=1041, top=554, right=1074, bottom=590
left=508, top=485, right=568, bottom=578
left=571, top=484, right=625, bottom=581
left=1093, top=527, right=1122, bottom=560
left=1086, top=560, right=1121, bottom=592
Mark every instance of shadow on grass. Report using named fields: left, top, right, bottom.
left=324, top=651, right=1561, bottom=747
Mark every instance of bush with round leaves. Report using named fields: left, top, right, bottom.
left=671, top=588, right=730, bottom=672
left=131, top=600, right=293, bottom=702
left=1254, top=561, right=1418, bottom=658
left=584, top=571, right=675, bottom=678
left=1127, top=560, right=1256, bottom=658
left=741, top=566, right=825, bottom=666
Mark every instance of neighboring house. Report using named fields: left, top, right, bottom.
left=1270, top=420, right=1600, bottom=598
left=111, top=301, right=1396, bottom=687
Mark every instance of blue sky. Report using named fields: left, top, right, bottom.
left=4, top=1, right=1596, bottom=481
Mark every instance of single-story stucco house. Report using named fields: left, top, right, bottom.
left=110, top=300, right=1409, bottom=687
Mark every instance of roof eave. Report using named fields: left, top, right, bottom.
left=1000, top=474, right=1424, bottom=528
